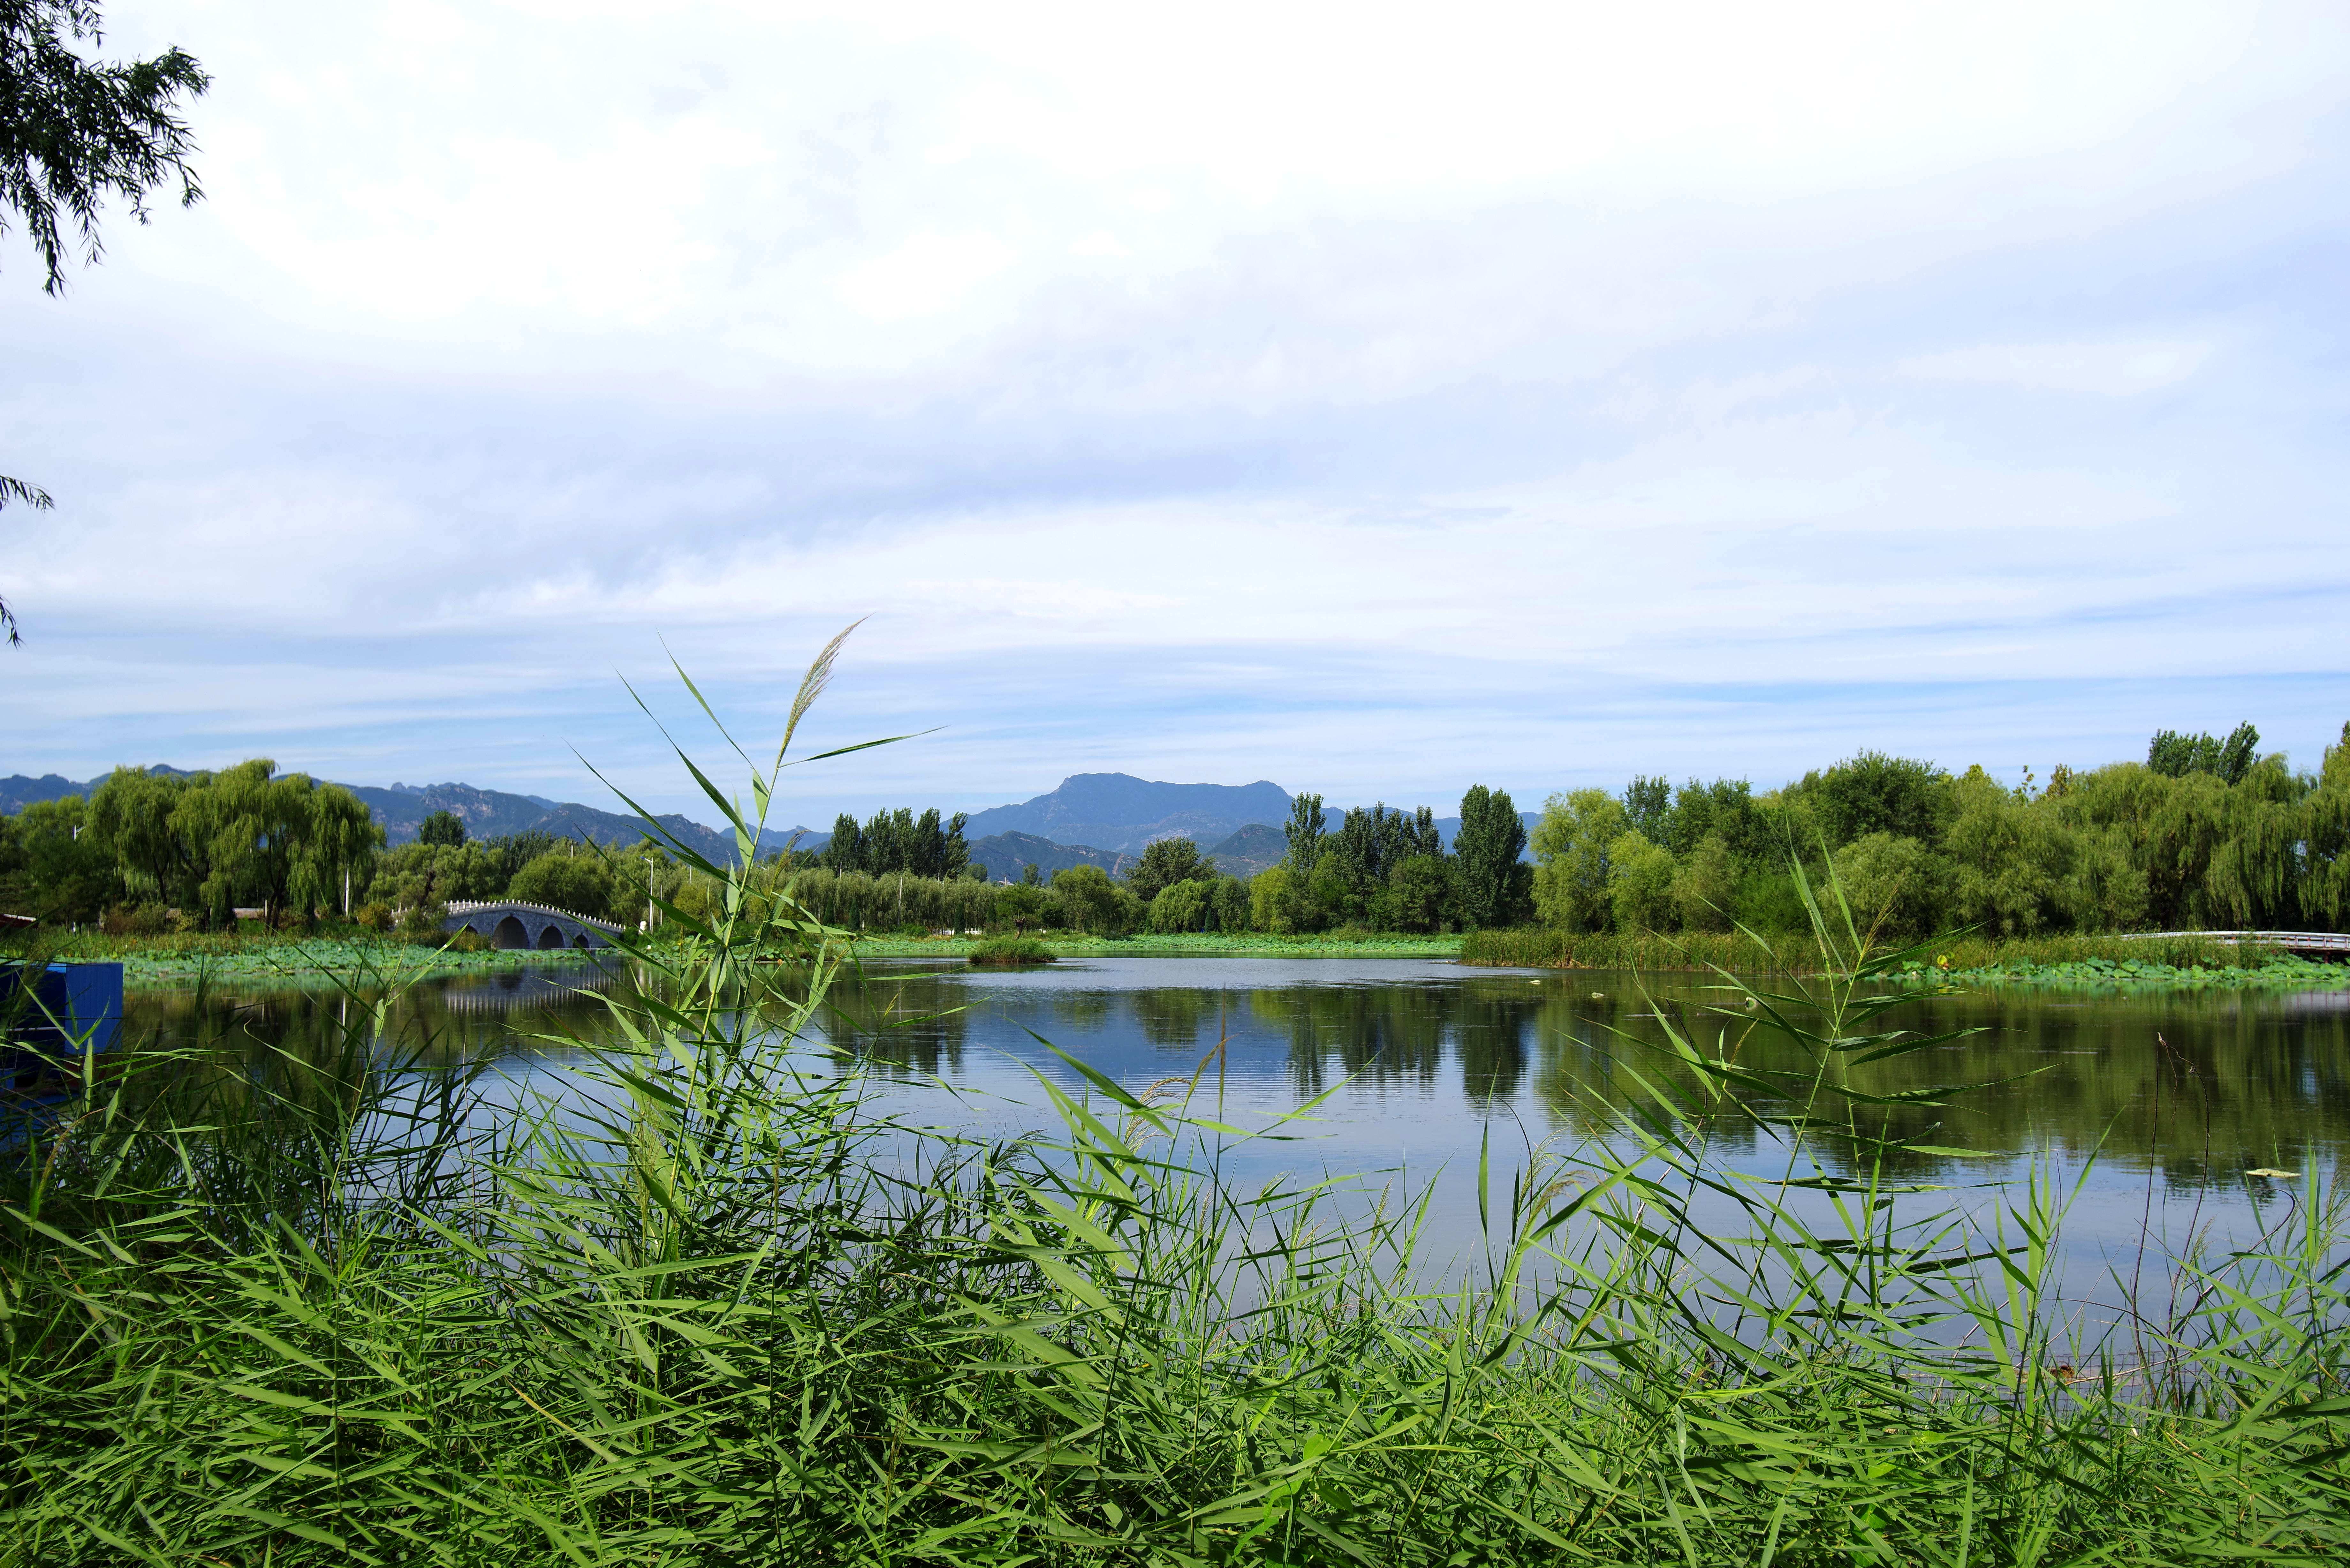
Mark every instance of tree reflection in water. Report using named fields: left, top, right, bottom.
left=123, top=955, right=2350, bottom=1201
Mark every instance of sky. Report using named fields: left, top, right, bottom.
left=6, top=0, right=2349, bottom=827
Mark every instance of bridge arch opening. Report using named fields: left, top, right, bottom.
left=493, top=916, right=528, bottom=949
left=573, top=934, right=593, bottom=950
left=537, top=924, right=567, bottom=950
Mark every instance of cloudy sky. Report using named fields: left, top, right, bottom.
left=7, top=0, right=2348, bottom=825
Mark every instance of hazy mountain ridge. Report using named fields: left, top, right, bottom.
left=967, top=831, right=1125, bottom=881
left=964, top=773, right=1294, bottom=855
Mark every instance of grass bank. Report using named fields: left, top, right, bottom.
left=850, top=929, right=1462, bottom=959
left=1463, top=925, right=2347, bottom=986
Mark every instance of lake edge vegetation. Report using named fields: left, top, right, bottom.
left=12, top=720, right=2350, bottom=982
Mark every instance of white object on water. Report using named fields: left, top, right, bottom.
left=2245, top=1168, right=2300, bottom=1179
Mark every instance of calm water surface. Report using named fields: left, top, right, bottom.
left=128, top=955, right=2350, bottom=1301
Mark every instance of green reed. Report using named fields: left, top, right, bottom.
left=3, top=639, right=2345, bottom=1564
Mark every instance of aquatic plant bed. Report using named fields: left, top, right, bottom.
left=1905, top=952, right=2350, bottom=991
left=1463, top=926, right=2347, bottom=988
left=54, top=935, right=611, bottom=987
left=849, top=931, right=1463, bottom=959
left=965, top=935, right=1056, bottom=965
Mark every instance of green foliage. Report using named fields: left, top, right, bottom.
left=1328, top=801, right=1439, bottom=886
left=966, top=934, right=1055, bottom=965
left=1145, top=878, right=1208, bottom=932
left=2149, top=720, right=2262, bottom=783
left=415, top=809, right=466, bottom=846
left=1797, top=748, right=1956, bottom=846
left=1249, top=864, right=1292, bottom=932
left=1830, top=831, right=1952, bottom=944
left=1669, top=830, right=1738, bottom=932
left=822, top=805, right=969, bottom=878
left=1126, top=834, right=1214, bottom=903
left=0, top=0, right=210, bottom=295
left=1619, top=773, right=1670, bottom=841
left=1452, top=783, right=1527, bottom=930
left=0, top=795, right=111, bottom=922
left=1378, top=853, right=1453, bottom=933
left=1604, top=829, right=1675, bottom=933
left=506, top=847, right=622, bottom=922
left=1282, top=790, right=1327, bottom=878
left=77, top=760, right=381, bottom=927
left=1531, top=787, right=1623, bottom=933
left=1053, top=862, right=1134, bottom=935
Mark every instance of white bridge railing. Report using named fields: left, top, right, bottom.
left=2114, top=930, right=2350, bottom=954
left=444, top=900, right=628, bottom=935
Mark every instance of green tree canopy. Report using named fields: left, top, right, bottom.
left=1531, top=788, right=1623, bottom=934
left=508, top=848, right=620, bottom=924
left=2148, top=722, right=2261, bottom=785
left=417, top=810, right=466, bottom=847
left=1283, top=792, right=1326, bottom=878
left=1126, top=835, right=1214, bottom=903
left=1454, top=784, right=1528, bottom=930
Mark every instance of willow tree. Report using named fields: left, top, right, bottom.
left=87, top=764, right=194, bottom=903
left=170, top=760, right=380, bottom=925
left=2, top=1, right=210, bottom=643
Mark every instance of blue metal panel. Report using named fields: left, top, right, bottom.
left=2, top=962, right=124, bottom=1096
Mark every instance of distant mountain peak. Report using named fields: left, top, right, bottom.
left=964, top=772, right=1293, bottom=856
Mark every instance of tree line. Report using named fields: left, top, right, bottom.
left=1529, top=721, right=2350, bottom=942
left=12, top=721, right=2348, bottom=942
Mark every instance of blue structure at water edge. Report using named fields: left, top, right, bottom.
left=2, top=961, right=124, bottom=1102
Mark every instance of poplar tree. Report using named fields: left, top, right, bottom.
left=1284, top=792, right=1326, bottom=878
left=821, top=813, right=864, bottom=873
left=1453, top=784, right=1528, bottom=930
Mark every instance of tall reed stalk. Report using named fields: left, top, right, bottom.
left=3, top=640, right=2344, bottom=1563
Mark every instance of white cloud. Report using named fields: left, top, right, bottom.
left=7, top=0, right=2350, bottom=809
left=835, top=230, right=1018, bottom=320
left=1899, top=341, right=2216, bottom=395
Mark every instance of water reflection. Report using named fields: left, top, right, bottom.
left=120, top=956, right=2350, bottom=1196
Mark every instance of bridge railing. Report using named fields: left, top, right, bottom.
left=2112, top=930, right=2350, bottom=954
left=443, top=900, right=628, bottom=935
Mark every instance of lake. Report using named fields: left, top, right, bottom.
left=123, top=954, right=2348, bottom=1312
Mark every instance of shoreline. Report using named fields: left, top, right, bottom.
left=36, top=930, right=2349, bottom=993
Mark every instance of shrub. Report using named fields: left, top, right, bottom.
left=967, top=935, right=1055, bottom=966
left=100, top=902, right=171, bottom=937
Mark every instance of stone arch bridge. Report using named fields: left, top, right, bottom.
left=443, top=900, right=627, bottom=951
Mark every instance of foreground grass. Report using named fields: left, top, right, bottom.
left=5, top=653, right=2345, bottom=1564
left=1463, top=925, right=2348, bottom=987
left=7, top=881, right=2344, bottom=1564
